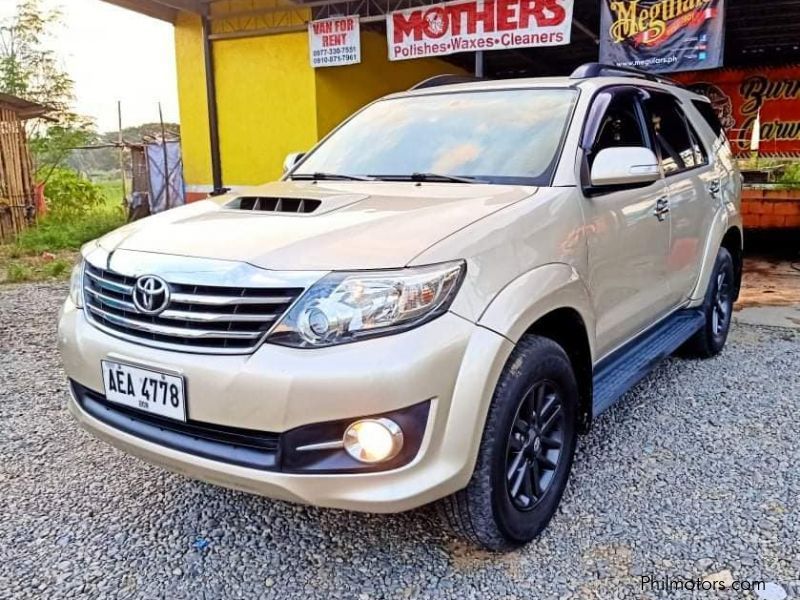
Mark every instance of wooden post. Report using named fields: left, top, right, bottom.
left=159, top=102, right=170, bottom=210
left=118, top=101, right=127, bottom=206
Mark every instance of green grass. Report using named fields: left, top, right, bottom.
left=13, top=179, right=126, bottom=255
left=1, top=179, right=127, bottom=284
left=5, top=263, right=33, bottom=283
left=42, top=258, right=70, bottom=278
left=96, top=180, right=127, bottom=206
left=14, top=209, right=125, bottom=254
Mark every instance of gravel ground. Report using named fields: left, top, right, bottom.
left=1, top=282, right=799, bottom=600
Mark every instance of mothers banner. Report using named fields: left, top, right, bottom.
left=386, top=0, right=574, bottom=61
left=677, top=66, right=800, bottom=157
left=600, top=0, right=725, bottom=73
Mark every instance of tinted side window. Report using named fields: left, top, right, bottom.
left=692, top=100, right=725, bottom=137
left=647, top=97, right=696, bottom=175
left=590, top=94, right=646, bottom=167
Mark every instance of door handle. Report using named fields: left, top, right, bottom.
left=654, top=196, right=670, bottom=221
left=708, top=179, right=721, bottom=198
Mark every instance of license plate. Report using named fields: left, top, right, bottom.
left=101, top=360, right=187, bottom=422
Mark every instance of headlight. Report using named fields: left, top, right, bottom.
left=267, top=261, right=465, bottom=348
left=69, top=260, right=85, bottom=308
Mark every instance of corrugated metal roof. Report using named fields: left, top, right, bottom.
left=0, top=93, right=49, bottom=120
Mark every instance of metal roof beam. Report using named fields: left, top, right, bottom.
left=100, top=0, right=205, bottom=21
left=156, top=0, right=205, bottom=13
left=100, top=0, right=177, bottom=21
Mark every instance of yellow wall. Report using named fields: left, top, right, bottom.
left=173, top=13, right=466, bottom=187
left=314, top=31, right=467, bottom=137
left=214, top=31, right=317, bottom=184
left=174, top=12, right=212, bottom=187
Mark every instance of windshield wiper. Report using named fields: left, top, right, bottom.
left=372, top=173, right=485, bottom=184
left=290, top=172, right=374, bottom=181
left=413, top=172, right=485, bottom=184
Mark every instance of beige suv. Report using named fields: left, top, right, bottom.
left=58, top=64, right=742, bottom=550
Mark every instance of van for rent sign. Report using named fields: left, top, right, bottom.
left=387, top=0, right=574, bottom=61
left=308, top=16, right=361, bottom=68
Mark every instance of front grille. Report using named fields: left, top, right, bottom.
left=82, top=262, right=303, bottom=353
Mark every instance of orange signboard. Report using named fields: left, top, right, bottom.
left=677, top=65, right=800, bottom=157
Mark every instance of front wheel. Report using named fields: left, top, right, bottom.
left=441, top=336, right=578, bottom=551
left=681, top=247, right=735, bottom=358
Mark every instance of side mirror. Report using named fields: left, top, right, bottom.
left=282, top=152, right=305, bottom=174
left=590, top=147, right=661, bottom=187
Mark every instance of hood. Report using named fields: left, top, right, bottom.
left=99, top=181, right=536, bottom=270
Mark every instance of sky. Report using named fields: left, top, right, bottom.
left=0, top=0, right=180, bottom=132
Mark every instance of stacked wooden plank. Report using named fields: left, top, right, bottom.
left=0, top=104, right=37, bottom=243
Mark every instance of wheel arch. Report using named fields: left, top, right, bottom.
left=524, top=308, right=594, bottom=433
left=690, top=208, right=743, bottom=304
left=477, top=263, right=596, bottom=434
left=720, top=226, right=743, bottom=301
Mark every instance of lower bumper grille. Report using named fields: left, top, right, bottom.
left=82, top=262, right=303, bottom=353
left=71, top=381, right=281, bottom=470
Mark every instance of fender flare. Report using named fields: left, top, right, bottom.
left=477, top=262, right=596, bottom=359
left=689, top=208, right=742, bottom=304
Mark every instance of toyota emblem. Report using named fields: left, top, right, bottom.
left=132, top=275, right=171, bottom=315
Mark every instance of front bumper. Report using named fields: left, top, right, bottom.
left=59, top=299, right=513, bottom=512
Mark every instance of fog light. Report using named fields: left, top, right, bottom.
left=343, top=418, right=403, bottom=463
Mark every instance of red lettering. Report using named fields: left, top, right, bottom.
left=496, top=0, right=517, bottom=30
left=447, top=3, right=472, bottom=36
left=312, top=21, right=332, bottom=35
left=392, top=10, right=426, bottom=42
left=322, top=33, right=347, bottom=47
left=467, top=0, right=495, bottom=34
left=537, top=0, right=566, bottom=27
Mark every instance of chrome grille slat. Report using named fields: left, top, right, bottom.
left=84, top=287, right=137, bottom=311
left=87, top=305, right=263, bottom=339
left=85, top=270, right=134, bottom=294
left=169, top=292, right=293, bottom=306
left=159, top=309, right=277, bottom=323
left=82, top=263, right=303, bottom=354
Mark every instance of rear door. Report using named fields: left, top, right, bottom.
left=642, top=93, right=718, bottom=305
left=581, top=87, right=674, bottom=358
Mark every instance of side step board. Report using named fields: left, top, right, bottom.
left=592, top=309, right=705, bottom=417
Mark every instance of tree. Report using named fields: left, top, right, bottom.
left=0, top=0, right=93, bottom=178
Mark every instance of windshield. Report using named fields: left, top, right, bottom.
left=292, top=88, right=578, bottom=185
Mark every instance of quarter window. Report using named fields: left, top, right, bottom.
left=692, top=100, right=725, bottom=137
left=687, top=121, right=709, bottom=167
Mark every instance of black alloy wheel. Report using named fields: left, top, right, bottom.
left=441, top=335, right=578, bottom=551
left=505, top=380, right=566, bottom=512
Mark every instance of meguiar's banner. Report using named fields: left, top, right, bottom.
left=386, top=0, right=574, bottom=62
left=677, top=66, right=800, bottom=158
left=599, top=0, right=725, bottom=73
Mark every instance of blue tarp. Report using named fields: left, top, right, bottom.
left=145, top=140, right=185, bottom=214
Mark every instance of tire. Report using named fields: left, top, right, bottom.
left=681, top=247, right=735, bottom=359
left=441, top=335, right=578, bottom=551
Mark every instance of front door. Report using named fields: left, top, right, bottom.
left=581, top=88, right=674, bottom=359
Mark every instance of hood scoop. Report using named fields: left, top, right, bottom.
left=226, top=196, right=322, bottom=214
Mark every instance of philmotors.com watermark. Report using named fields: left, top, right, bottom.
left=642, top=574, right=766, bottom=593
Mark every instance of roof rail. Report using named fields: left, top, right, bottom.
left=570, top=63, right=685, bottom=88
left=409, top=74, right=484, bottom=90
